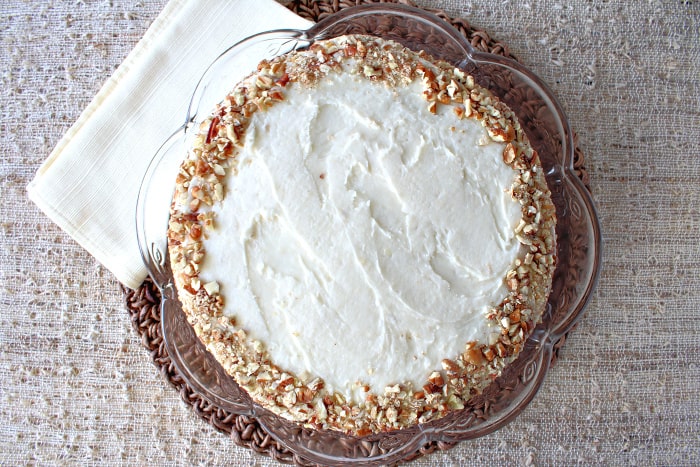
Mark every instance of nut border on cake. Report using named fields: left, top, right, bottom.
left=167, top=35, right=556, bottom=435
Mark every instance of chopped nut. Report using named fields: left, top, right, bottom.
left=363, top=65, right=382, bottom=77
left=203, top=281, right=219, bottom=296
left=482, top=347, right=496, bottom=362
left=441, top=359, right=461, bottom=373
left=503, top=143, right=516, bottom=164
left=427, top=101, right=438, bottom=114
left=428, top=371, right=444, bottom=387
left=465, top=348, right=485, bottom=366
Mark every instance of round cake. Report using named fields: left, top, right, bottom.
left=167, top=34, right=556, bottom=435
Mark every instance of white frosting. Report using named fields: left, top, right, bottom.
left=200, top=70, right=522, bottom=402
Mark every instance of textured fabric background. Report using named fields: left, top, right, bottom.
left=1, top=0, right=698, bottom=465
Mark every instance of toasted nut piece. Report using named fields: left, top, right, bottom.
left=488, top=124, right=515, bottom=142
left=296, top=387, right=314, bottom=403
left=428, top=371, right=445, bottom=387
left=503, top=143, right=516, bottom=164
left=496, top=342, right=507, bottom=358
left=465, top=348, right=485, bottom=366
left=441, top=359, right=461, bottom=373
left=507, top=277, right=519, bottom=291
left=509, top=309, right=521, bottom=323
left=189, top=224, right=202, bottom=240
left=203, top=281, right=219, bottom=296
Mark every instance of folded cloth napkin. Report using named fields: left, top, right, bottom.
left=27, top=0, right=312, bottom=289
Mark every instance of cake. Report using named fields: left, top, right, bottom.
left=167, top=34, right=556, bottom=436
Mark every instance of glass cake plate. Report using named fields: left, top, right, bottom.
left=136, top=5, right=602, bottom=465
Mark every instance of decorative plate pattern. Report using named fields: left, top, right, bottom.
left=123, top=1, right=596, bottom=464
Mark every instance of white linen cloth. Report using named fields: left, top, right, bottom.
left=27, top=0, right=312, bottom=288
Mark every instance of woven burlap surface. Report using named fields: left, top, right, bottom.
left=2, top=0, right=699, bottom=465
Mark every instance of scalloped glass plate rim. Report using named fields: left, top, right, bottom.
left=136, top=4, right=602, bottom=465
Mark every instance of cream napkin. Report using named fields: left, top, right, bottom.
left=27, top=0, right=312, bottom=289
